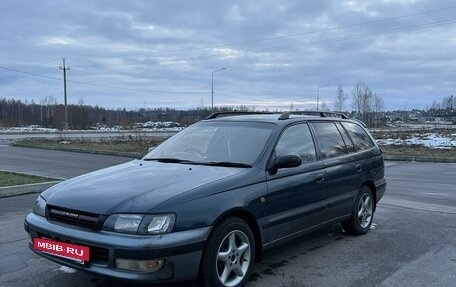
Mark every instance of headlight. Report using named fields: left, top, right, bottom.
left=142, top=214, right=176, bottom=235
left=106, top=214, right=143, bottom=233
left=103, top=213, right=175, bottom=235
left=32, top=196, right=46, bottom=217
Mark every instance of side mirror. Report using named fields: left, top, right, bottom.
left=148, top=147, right=156, bottom=152
left=275, top=154, right=301, bottom=169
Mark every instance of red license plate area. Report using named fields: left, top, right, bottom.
left=34, top=238, right=90, bottom=262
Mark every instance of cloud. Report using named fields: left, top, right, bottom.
left=0, top=0, right=455, bottom=110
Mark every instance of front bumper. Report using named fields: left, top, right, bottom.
left=24, top=213, right=211, bottom=283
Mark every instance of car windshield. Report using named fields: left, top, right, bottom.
left=144, top=121, right=275, bottom=166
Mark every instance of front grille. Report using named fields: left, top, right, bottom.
left=37, top=232, right=110, bottom=263
left=47, top=206, right=101, bottom=230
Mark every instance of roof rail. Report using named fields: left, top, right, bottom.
left=278, top=111, right=349, bottom=120
left=205, top=111, right=274, bottom=120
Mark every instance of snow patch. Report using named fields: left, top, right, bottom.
left=89, top=123, right=123, bottom=131
left=0, top=125, right=58, bottom=133
left=134, top=121, right=184, bottom=132
left=0, top=122, right=184, bottom=133
left=376, top=133, right=455, bottom=149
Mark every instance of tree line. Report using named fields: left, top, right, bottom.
left=1, top=84, right=453, bottom=129
left=428, top=95, right=455, bottom=115
left=0, top=97, right=253, bottom=129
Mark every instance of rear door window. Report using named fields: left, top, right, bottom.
left=312, top=122, right=348, bottom=159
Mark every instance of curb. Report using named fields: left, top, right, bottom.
left=0, top=181, right=62, bottom=198
left=383, top=155, right=456, bottom=163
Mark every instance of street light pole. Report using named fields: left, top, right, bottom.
left=211, top=68, right=226, bottom=113
left=317, top=84, right=330, bottom=111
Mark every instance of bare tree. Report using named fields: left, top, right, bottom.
left=289, top=102, right=295, bottom=111
left=351, top=81, right=373, bottom=125
left=351, top=82, right=364, bottom=114
left=320, top=101, right=330, bottom=111
left=334, top=84, right=347, bottom=111
left=430, top=100, right=440, bottom=110
left=442, top=95, right=454, bottom=110
left=373, top=93, right=384, bottom=127
left=373, top=93, right=384, bottom=113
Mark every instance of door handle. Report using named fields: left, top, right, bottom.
left=315, top=174, right=325, bottom=182
left=355, top=164, right=362, bottom=172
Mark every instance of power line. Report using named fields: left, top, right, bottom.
left=0, top=67, right=56, bottom=80
left=69, top=4, right=456, bottom=59
left=65, top=79, right=207, bottom=94
left=0, top=66, right=208, bottom=94
left=64, top=16, right=456, bottom=62
left=0, top=66, right=62, bottom=81
left=254, top=18, right=456, bottom=53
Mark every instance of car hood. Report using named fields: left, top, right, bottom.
left=42, top=160, right=245, bottom=214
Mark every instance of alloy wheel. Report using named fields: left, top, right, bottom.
left=216, top=230, right=251, bottom=287
left=358, top=193, right=373, bottom=228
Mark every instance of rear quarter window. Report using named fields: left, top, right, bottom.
left=336, top=122, right=356, bottom=153
left=342, top=122, right=375, bottom=151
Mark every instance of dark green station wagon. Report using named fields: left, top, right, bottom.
left=25, top=111, right=386, bottom=287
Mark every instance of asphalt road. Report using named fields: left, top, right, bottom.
left=0, top=148, right=455, bottom=286
left=0, top=145, right=131, bottom=179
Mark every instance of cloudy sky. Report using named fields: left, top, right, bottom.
left=0, top=0, right=455, bottom=111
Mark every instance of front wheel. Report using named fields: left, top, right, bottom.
left=342, top=186, right=374, bottom=235
left=200, top=217, right=255, bottom=287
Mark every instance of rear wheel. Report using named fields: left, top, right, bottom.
left=342, top=186, right=374, bottom=235
left=200, top=217, right=255, bottom=287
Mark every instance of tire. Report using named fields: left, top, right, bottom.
left=342, top=186, right=374, bottom=235
left=199, top=217, right=255, bottom=287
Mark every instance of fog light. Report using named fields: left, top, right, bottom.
left=115, top=258, right=165, bottom=272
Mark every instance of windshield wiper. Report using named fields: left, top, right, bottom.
left=143, top=158, right=193, bottom=163
left=143, top=158, right=251, bottom=168
left=200, top=161, right=252, bottom=168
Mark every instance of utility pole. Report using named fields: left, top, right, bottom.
left=59, top=58, right=70, bottom=130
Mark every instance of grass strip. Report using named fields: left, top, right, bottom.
left=14, top=138, right=167, bottom=156
left=0, top=171, right=57, bottom=187
left=379, top=145, right=456, bottom=159
left=13, top=137, right=455, bottom=160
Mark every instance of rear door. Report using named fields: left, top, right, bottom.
left=311, top=121, right=363, bottom=220
left=264, top=123, right=326, bottom=245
